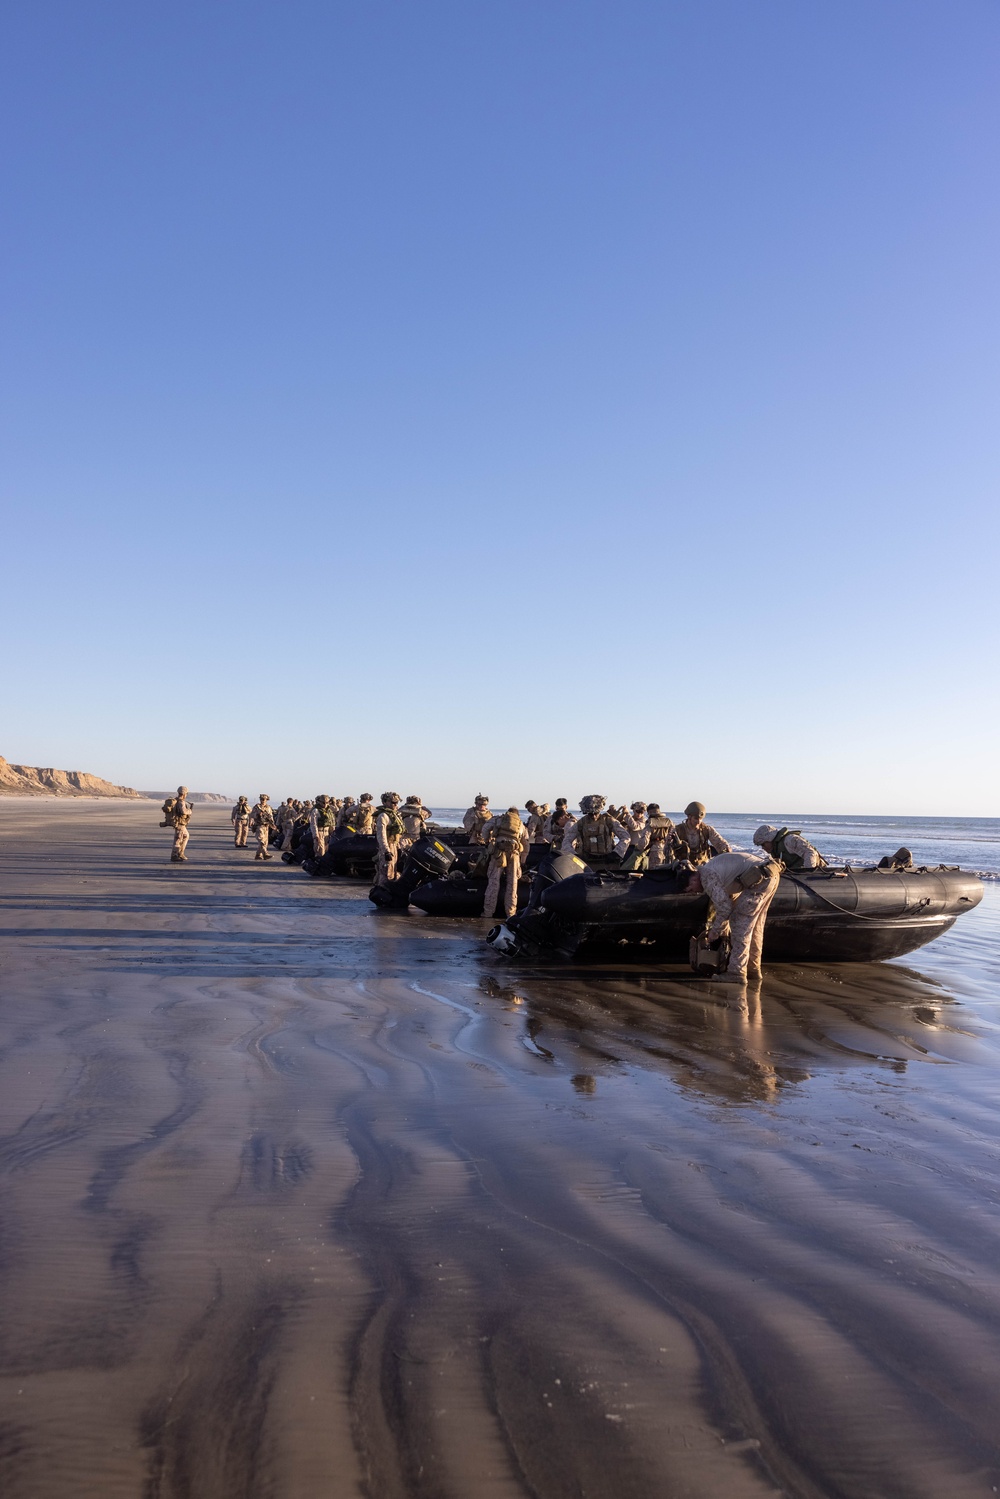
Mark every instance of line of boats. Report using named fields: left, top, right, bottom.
left=281, top=822, right=984, bottom=966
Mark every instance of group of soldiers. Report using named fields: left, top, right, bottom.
left=161, top=785, right=826, bottom=986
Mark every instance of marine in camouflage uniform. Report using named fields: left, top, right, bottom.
left=483, top=808, right=530, bottom=920
left=309, top=795, right=334, bottom=859
left=353, top=794, right=376, bottom=836
left=374, top=792, right=405, bottom=886
left=693, top=851, right=782, bottom=983
left=565, top=796, right=628, bottom=866
left=618, top=801, right=648, bottom=870
left=673, top=802, right=731, bottom=864
left=250, top=794, right=276, bottom=860
left=753, top=824, right=826, bottom=870
left=401, top=795, right=430, bottom=846
left=463, top=795, right=492, bottom=845
left=169, top=786, right=192, bottom=862
left=642, top=804, right=678, bottom=868
left=231, top=795, right=251, bottom=848
left=277, top=799, right=298, bottom=852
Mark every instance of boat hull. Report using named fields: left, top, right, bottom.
left=495, top=866, right=984, bottom=964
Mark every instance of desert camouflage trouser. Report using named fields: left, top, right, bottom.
left=313, top=826, right=329, bottom=859
left=483, top=851, right=522, bottom=920
left=233, top=817, right=249, bottom=847
left=375, top=845, right=399, bottom=887
left=255, top=825, right=271, bottom=858
left=171, top=824, right=189, bottom=860
left=724, top=869, right=781, bottom=977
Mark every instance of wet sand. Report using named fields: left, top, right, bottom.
left=1, top=800, right=999, bottom=1498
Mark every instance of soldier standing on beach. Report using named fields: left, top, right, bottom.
left=482, top=808, right=530, bottom=920
left=250, top=794, right=276, bottom=860
left=169, top=786, right=192, bottom=862
left=309, top=795, right=334, bottom=859
left=231, top=795, right=250, bottom=848
left=374, top=792, right=405, bottom=886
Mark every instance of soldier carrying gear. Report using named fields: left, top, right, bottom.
left=753, top=825, right=826, bottom=870
left=483, top=808, right=530, bottom=921
left=374, top=793, right=404, bottom=886
left=565, top=795, right=629, bottom=867
left=169, top=786, right=193, bottom=862
left=687, top=852, right=782, bottom=985
left=463, top=795, right=492, bottom=845
left=249, top=794, right=276, bottom=861
left=354, top=793, right=376, bottom=836
left=309, top=795, right=335, bottom=860
left=674, top=802, right=731, bottom=864
left=231, top=795, right=251, bottom=849
left=401, top=795, right=430, bottom=844
left=278, top=797, right=298, bottom=852
left=641, top=803, right=678, bottom=869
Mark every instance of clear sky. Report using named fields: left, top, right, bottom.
left=2, top=1, right=998, bottom=813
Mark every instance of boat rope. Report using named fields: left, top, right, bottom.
left=783, top=872, right=931, bottom=923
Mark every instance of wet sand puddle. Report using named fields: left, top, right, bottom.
left=1, top=801, right=999, bottom=1497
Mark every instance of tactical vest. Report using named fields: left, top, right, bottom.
left=577, top=813, right=615, bottom=857
left=377, top=807, right=404, bottom=839
left=676, top=823, right=711, bottom=863
left=493, top=814, right=523, bottom=857
left=316, top=806, right=334, bottom=829
left=468, top=808, right=491, bottom=841
left=172, top=800, right=191, bottom=827
left=770, top=828, right=822, bottom=870
left=355, top=804, right=375, bottom=834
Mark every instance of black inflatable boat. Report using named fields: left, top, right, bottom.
left=485, top=861, right=983, bottom=964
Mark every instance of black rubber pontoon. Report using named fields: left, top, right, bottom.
left=485, top=863, right=983, bottom=964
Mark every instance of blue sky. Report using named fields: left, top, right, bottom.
left=2, top=1, right=998, bottom=812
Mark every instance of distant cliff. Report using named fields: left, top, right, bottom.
left=0, top=755, right=142, bottom=798
left=140, top=790, right=230, bottom=804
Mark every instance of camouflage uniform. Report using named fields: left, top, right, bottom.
left=483, top=809, right=530, bottom=920
left=642, top=809, right=678, bottom=868
left=565, top=798, right=628, bottom=864
left=250, top=796, right=276, bottom=860
left=401, top=797, right=430, bottom=845
left=353, top=796, right=376, bottom=836
left=231, top=797, right=250, bottom=848
left=278, top=800, right=298, bottom=852
left=374, top=795, right=404, bottom=886
left=309, top=797, right=333, bottom=859
left=170, top=787, right=192, bottom=862
left=753, top=825, right=825, bottom=870
left=674, top=811, right=731, bottom=864
left=463, top=798, right=492, bottom=845
left=701, top=852, right=781, bottom=981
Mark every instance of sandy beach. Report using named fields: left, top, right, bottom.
left=1, top=798, right=999, bottom=1498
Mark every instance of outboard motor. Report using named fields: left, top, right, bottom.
left=487, top=850, right=591, bottom=959
left=369, top=835, right=458, bottom=909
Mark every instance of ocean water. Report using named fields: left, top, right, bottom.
left=429, top=808, right=1000, bottom=879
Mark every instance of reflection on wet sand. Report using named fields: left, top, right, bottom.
left=1, top=801, right=999, bottom=1497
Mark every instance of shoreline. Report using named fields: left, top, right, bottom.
left=1, top=800, right=998, bottom=1497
